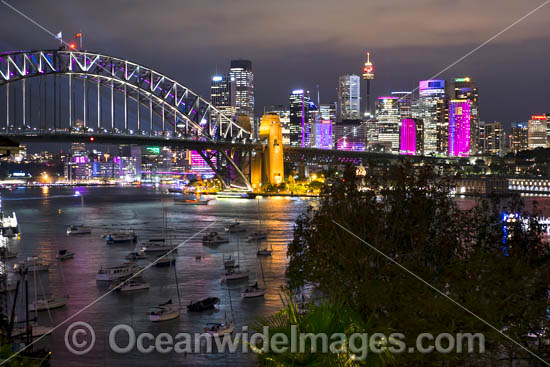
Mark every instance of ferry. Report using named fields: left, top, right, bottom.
left=216, top=190, right=256, bottom=199
left=0, top=208, right=19, bottom=238
left=96, top=262, right=142, bottom=281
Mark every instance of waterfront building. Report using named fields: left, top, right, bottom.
left=310, top=120, right=333, bottom=149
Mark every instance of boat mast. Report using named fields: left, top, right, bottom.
left=172, top=260, right=181, bottom=307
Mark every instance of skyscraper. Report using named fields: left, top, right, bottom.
left=337, top=75, right=361, bottom=121
left=400, top=118, right=424, bottom=156
left=413, top=80, right=448, bottom=155
left=510, top=122, right=528, bottom=154
left=229, top=60, right=254, bottom=120
left=447, top=77, right=479, bottom=155
left=528, top=115, right=547, bottom=149
left=319, top=103, right=337, bottom=122
left=391, top=91, right=413, bottom=119
left=289, top=90, right=311, bottom=147
left=375, top=96, right=401, bottom=153
left=210, top=75, right=236, bottom=119
left=448, top=100, right=471, bottom=157
left=484, top=122, right=504, bottom=156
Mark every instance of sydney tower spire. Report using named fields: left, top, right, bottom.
left=362, top=52, right=374, bottom=117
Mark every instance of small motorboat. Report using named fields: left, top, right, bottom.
left=175, top=199, right=210, bottom=206
left=187, top=297, right=220, bottom=312
left=147, top=300, right=181, bottom=322
left=241, top=282, right=266, bottom=298
left=224, top=221, right=246, bottom=233
left=247, top=231, right=268, bottom=242
left=13, top=257, right=50, bottom=272
left=111, top=279, right=150, bottom=292
left=257, top=246, right=273, bottom=256
left=96, top=262, right=142, bottom=281
left=202, top=232, right=229, bottom=246
left=66, top=225, right=92, bottom=235
left=125, top=251, right=147, bottom=260
left=204, top=320, right=235, bottom=336
left=29, top=297, right=68, bottom=312
left=105, top=230, right=137, bottom=244
left=223, top=268, right=249, bottom=281
left=154, top=255, right=176, bottom=267
left=56, top=249, right=75, bottom=260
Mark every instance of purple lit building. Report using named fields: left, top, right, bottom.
left=311, top=121, right=333, bottom=149
left=399, top=118, right=424, bottom=156
left=448, top=100, right=471, bottom=157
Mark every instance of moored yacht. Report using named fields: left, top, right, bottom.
left=147, top=300, right=180, bottom=322
left=224, top=221, right=246, bottom=233
left=66, top=225, right=92, bottom=235
left=202, top=232, right=229, bottom=246
left=204, top=320, right=235, bottom=336
left=141, top=239, right=177, bottom=253
left=96, top=262, right=142, bottom=281
left=223, top=268, right=249, bottom=281
left=241, top=282, right=266, bottom=298
left=111, top=279, right=150, bottom=292
left=247, top=231, right=268, bottom=241
left=105, top=230, right=137, bottom=244
left=29, top=297, right=68, bottom=312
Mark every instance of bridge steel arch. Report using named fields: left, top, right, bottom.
left=0, top=49, right=250, bottom=140
left=0, top=49, right=254, bottom=189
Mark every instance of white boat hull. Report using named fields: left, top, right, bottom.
left=29, top=298, right=68, bottom=312
left=149, top=308, right=180, bottom=322
left=241, top=289, right=266, bottom=298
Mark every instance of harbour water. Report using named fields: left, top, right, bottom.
left=2, top=186, right=311, bottom=366
left=2, top=187, right=549, bottom=366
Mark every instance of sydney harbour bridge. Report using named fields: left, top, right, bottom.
left=0, top=49, right=448, bottom=188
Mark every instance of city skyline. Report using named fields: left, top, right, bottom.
left=1, top=0, right=549, bottom=128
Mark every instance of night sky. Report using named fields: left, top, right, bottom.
left=1, top=0, right=549, bottom=128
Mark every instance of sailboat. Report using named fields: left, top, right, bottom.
left=29, top=297, right=68, bottom=312
left=147, top=299, right=181, bottom=322
left=223, top=237, right=248, bottom=281
left=147, top=235, right=182, bottom=322
left=241, top=257, right=267, bottom=298
left=247, top=198, right=267, bottom=241
left=204, top=280, right=235, bottom=336
left=225, top=220, right=246, bottom=233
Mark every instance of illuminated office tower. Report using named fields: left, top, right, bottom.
left=311, top=120, right=333, bottom=149
left=448, top=100, right=471, bottom=157
left=528, top=115, right=548, bottom=149
left=338, top=75, right=361, bottom=121
left=376, top=96, right=401, bottom=153
left=400, top=118, right=424, bottom=156
left=229, top=60, right=254, bottom=120
left=413, top=80, right=448, bottom=155
left=391, top=91, right=413, bottom=119
left=484, top=122, right=504, bottom=156
left=447, top=77, right=479, bottom=154
left=362, top=52, right=374, bottom=117
left=319, top=103, right=337, bottom=121
left=210, top=75, right=236, bottom=118
left=266, top=105, right=291, bottom=145
left=289, top=90, right=313, bottom=147
left=510, top=122, right=528, bottom=153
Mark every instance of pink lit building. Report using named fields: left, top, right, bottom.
left=448, top=100, right=471, bottom=157
left=399, top=118, right=424, bottom=156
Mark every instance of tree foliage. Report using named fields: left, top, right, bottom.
left=286, top=162, right=550, bottom=366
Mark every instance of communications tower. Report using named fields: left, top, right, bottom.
left=362, top=52, right=374, bottom=117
